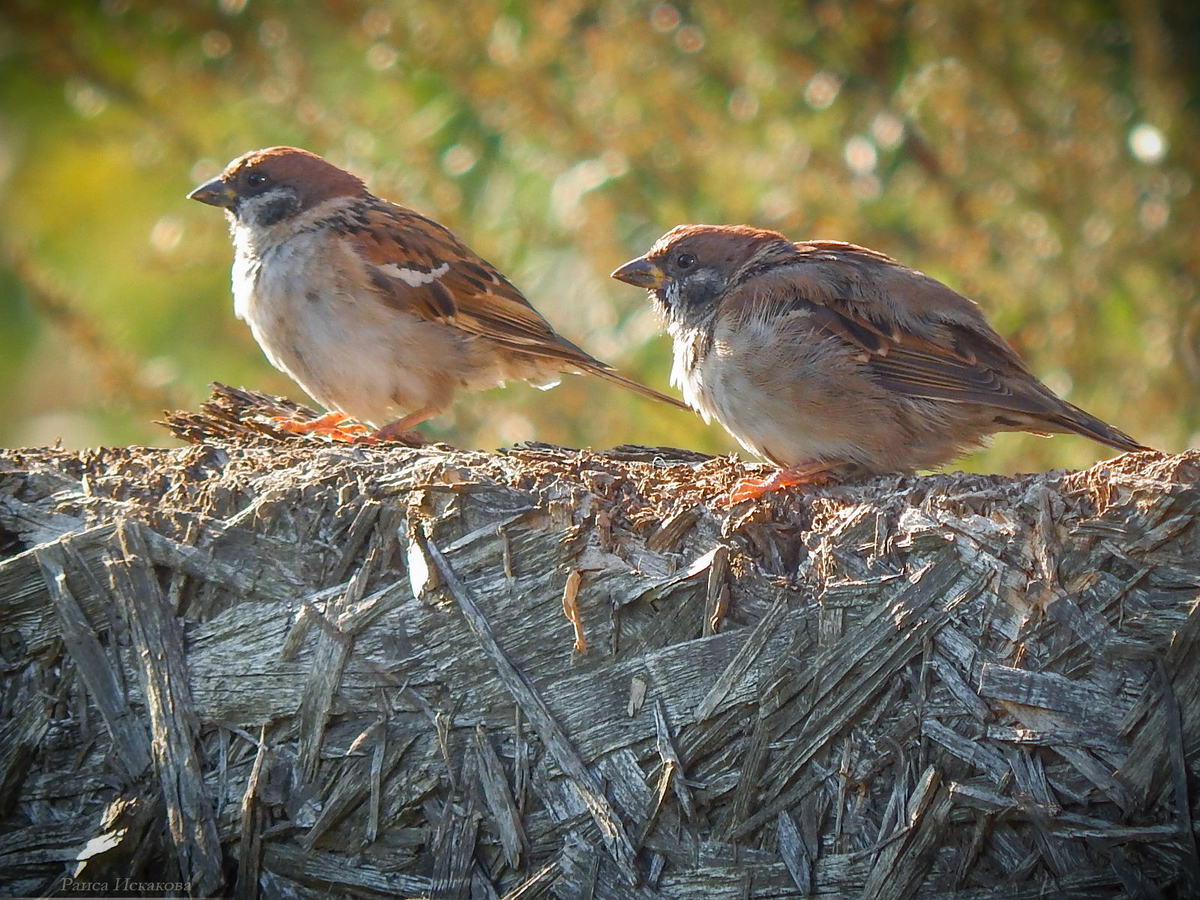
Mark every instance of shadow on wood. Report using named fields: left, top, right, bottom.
left=1, top=384, right=1198, bottom=898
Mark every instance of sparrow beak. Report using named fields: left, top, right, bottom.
left=187, top=178, right=238, bottom=209
left=611, top=256, right=665, bottom=290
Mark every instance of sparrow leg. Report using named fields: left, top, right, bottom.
left=728, top=461, right=838, bottom=504
left=270, top=410, right=370, bottom=442
left=366, top=406, right=439, bottom=445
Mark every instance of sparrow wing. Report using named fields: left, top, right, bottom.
left=742, top=251, right=1052, bottom=414
left=347, top=201, right=610, bottom=369
left=733, top=247, right=1146, bottom=450
left=828, top=308, right=1046, bottom=414
left=346, top=200, right=694, bottom=411
left=825, top=298, right=1148, bottom=450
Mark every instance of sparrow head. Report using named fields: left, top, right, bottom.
left=611, top=224, right=797, bottom=327
left=187, top=146, right=368, bottom=228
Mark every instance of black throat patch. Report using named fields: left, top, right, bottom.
left=239, top=190, right=301, bottom=228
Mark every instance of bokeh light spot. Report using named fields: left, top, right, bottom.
left=552, top=159, right=611, bottom=227
left=988, top=180, right=1016, bottom=206
left=362, top=9, right=392, bottom=38
left=488, top=16, right=521, bottom=66
left=1082, top=215, right=1113, bottom=248
left=259, top=77, right=288, bottom=104
left=366, top=43, right=399, bottom=71
left=140, top=357, right=180, bottom=389
left=296, top=99, right=324, bottom=126
left=870, top=112, right=905, bottom=150
left=844, top=136, right=877, bottom=175
left=757, top=188, right=794, bottom=222
left=852, top=175, right=882, bottom=200
left=676, top=26, right=704, bottom=53
left=259, top=19, right=288, bottom=48
left=1044, top=370, right=1073, bottom=398
left=651, top=4, right=680, bottom=32
left=64, top=79, right=107, bottom=118
left=1139, top=197, right=1170, bottom=231
left=804, top=72, right=841, bottom=110
left=442, top=144, right=478, bottom=177
left=201, top=30, right=231, bottom=59
left=1019, top=211, right=1047, bottom=240
left=1129, top=123, right=1167, bottom=164
left=189, top=158, right=220, bottom=185
left=729, top=87, right=758, bottom=122
left=149, top=216, right=183, bottom=253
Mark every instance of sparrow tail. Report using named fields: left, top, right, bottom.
left=587, top=365, right=691, bottom=411
left=1047, top=401, right=1152, bottom=454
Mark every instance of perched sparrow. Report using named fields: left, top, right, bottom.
left=612, top=224, right=1150, bottom=502
left=188, top=146, right=685, bottom=441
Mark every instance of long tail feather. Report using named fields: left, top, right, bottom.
left=587, top=365, right=691, bottom=412
left=1048, top=401, right=1151, bottom=454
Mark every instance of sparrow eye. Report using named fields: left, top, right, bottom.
left=676, top=252, right=697, bottom=270
left=246, top=171, right=269, bottom=187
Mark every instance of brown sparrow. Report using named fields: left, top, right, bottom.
left=188, top=146, right=685, bottom=442
left=612, top=224, right=1150, bottom=502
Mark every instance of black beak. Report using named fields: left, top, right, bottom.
left=187, top=178, right=238, bottom=209
left=611, top=256, right=666, bottom=289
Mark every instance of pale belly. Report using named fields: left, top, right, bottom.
left=688, top=356, right=853, bottom=466
left=672, top=319, right=881, bottom=468
left=233, top=238, right=475, bottom=425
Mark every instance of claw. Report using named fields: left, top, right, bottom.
left=728, top=462, right=839, bottom=504
left=368, top=423, right=428, bottom=446
left=368, top=406, right=438, bottom=445
left=269, top=411, right=369, bottom=443
left=269, top=407, right=438, bottom=446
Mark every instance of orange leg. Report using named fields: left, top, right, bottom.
left=270, top=410, right=370, bottom=442
left=367, top=406, right=439, bottom=444
left=728, top=461, right=839, bottom=504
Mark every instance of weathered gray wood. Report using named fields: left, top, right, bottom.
left=1, top=385, right=1198, bottom=898
left=692, top=580, right=791, bottom=722
left=776, top=809, right=813, bottom=895
left=861, top=767, right=952, bottom=900
left=424, top=534, right=641, bottom=885
left=233, top=727, right=268, bottom=900
left=476, top=723, right=527, bottom=870
left=109, top=520, right=225, bottom=896
left=36, top=544, right=152, bottom=782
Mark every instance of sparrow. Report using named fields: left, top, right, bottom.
left=188, top=146, right=686, bottom=442
left=612, top=224, right=1151, bottom=502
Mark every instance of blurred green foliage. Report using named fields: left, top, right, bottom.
left=0, top=0, right=1196, bottom=473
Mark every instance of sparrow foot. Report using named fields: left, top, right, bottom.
left=728, top=462, right=838, bottom=504
left=364, top=406, right=439, bottom=445
left=366, top=422, right=428, bottom=446
left=270, top=411, right=370, bottom=442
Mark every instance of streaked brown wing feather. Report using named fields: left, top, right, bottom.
left=746, top=267, right=1062, bottom=418
left=866, top=336, right=1057, bottom=416
left=339, top=199, right=691, bottom=410
left=347, top=201, right=609, bottom=369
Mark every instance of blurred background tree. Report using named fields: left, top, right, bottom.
left=0, top=0, right=1196, bottom=474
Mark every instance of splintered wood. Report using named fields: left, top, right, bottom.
left=1, top=383, right=1199, bottom=898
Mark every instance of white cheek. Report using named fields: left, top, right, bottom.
left=230, top=247, right=259, bottom=322
left=665, top=328, right=716, bottom=423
